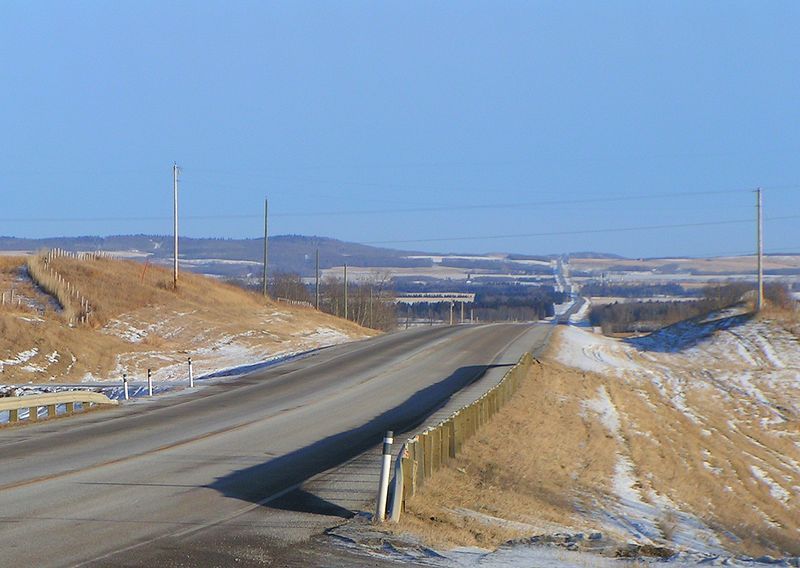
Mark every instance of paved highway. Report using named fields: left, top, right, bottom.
left=0, top=323, right=549, bottom=567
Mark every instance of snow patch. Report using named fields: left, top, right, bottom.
left=750, top=465, right=791, bottom=504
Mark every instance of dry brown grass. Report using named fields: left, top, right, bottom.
left=26, top=253, right=80, bottom=321
left=392, top=329, right=800, bottom=557
left=571, top=255, right=800, bottom=274
left=0, top=256, right=55, bottom=317
left=0, top=253, right=374, bottom=384
left=394, top=361, right=617, bottom=548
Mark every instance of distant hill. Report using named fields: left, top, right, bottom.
left=0, top=235, right=637, bottom=279
left=0, top=234, right=433, bottom=277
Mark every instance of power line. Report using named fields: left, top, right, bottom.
left=360, top=215, right=800, bottom=246
left=2, top=184, right=798, bottom=224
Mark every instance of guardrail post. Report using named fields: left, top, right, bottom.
left=188, top=357, right=194, bottom=388
left=123, top=374, right=129, bottom=400
left=9, top=408, right=18, bottom=422
left=47, top=404, right=57, bottom=418
left=29, top=404, right=38, bottom=422
left=66, top=402, right=74, bottom=414
left=147, top=368, right=153, bottom=397
left=375, top=430, right=393, bottom=523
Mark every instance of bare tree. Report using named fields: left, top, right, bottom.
left=269, top=272, right=311, bottom=303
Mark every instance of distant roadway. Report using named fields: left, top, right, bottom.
left=0, top=323, right=549, bottom=567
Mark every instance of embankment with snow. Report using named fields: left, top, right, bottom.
left=553, top=310, right=800, bottom=558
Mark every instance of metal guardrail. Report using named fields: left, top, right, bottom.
left=387, top=351, right=535, bottom=521
left=0, top=391, right=118, bottom=424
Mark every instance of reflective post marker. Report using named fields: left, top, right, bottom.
left=188, top=357, right=194, bottom=388
left=375, top=430, right=394, bottom=522
left=147, top=368, right=153, bottom=397
left=123, top=374, right=129, bottom=401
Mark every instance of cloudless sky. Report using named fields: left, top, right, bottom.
left=2, top=1, right=799, bottom=257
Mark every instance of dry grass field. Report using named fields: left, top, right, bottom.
left=571, top=255, right=800, bottom=275
left=394, top=312, right=800, bottom=559
left=0, top=254, right=373, bottom=384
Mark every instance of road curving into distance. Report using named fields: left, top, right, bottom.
left=0, top=323, right=550, bottom=567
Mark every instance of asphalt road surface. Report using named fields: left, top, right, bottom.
left=0, top=323, right=550, bottom=567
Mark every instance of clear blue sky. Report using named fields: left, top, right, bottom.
left=2, top=1, right=798, bottom=258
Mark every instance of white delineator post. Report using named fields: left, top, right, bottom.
left=188, top=357, right=194, bottom=388
left=147, top=368, right=153, bottom=397
left=375, top=430, right=394, bottom=523
left=123, top=374, right=129, bottom=401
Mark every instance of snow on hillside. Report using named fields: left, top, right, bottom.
left=553, top=313, right=800, bottom=558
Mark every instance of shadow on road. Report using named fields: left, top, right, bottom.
left=206, top=363, right=512, bottom=518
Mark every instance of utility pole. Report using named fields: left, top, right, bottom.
left=262, top=198, right=269, bottom=298
left=756, top=187, right=764, bottom=312
left=173, top=162, right=179, bottom=290
left=315, top=248, right=320, bottom=310
left=343, top=263, right=348, bottom=321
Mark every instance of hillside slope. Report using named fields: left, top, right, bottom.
left=0, top=252, right=373, bottom=385
left=393, top=312, right=800, bottom=563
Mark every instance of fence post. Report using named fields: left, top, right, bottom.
left=403, top=442, right=415, bottom=499
left=375, top=430, right=393, bottom=523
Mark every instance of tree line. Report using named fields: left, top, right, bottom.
left=588, top=282, right=793, bottom=333
left=268, top=272, right=396, bottom=331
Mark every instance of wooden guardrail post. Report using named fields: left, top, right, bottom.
left=389, top=351, right=536, bottom=522
left=402, top=443, right=415, bottom=500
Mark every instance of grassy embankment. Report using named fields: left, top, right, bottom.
left=393, top=312, right=800, bottom=558
left=0, top=253, right=372, bottom=384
